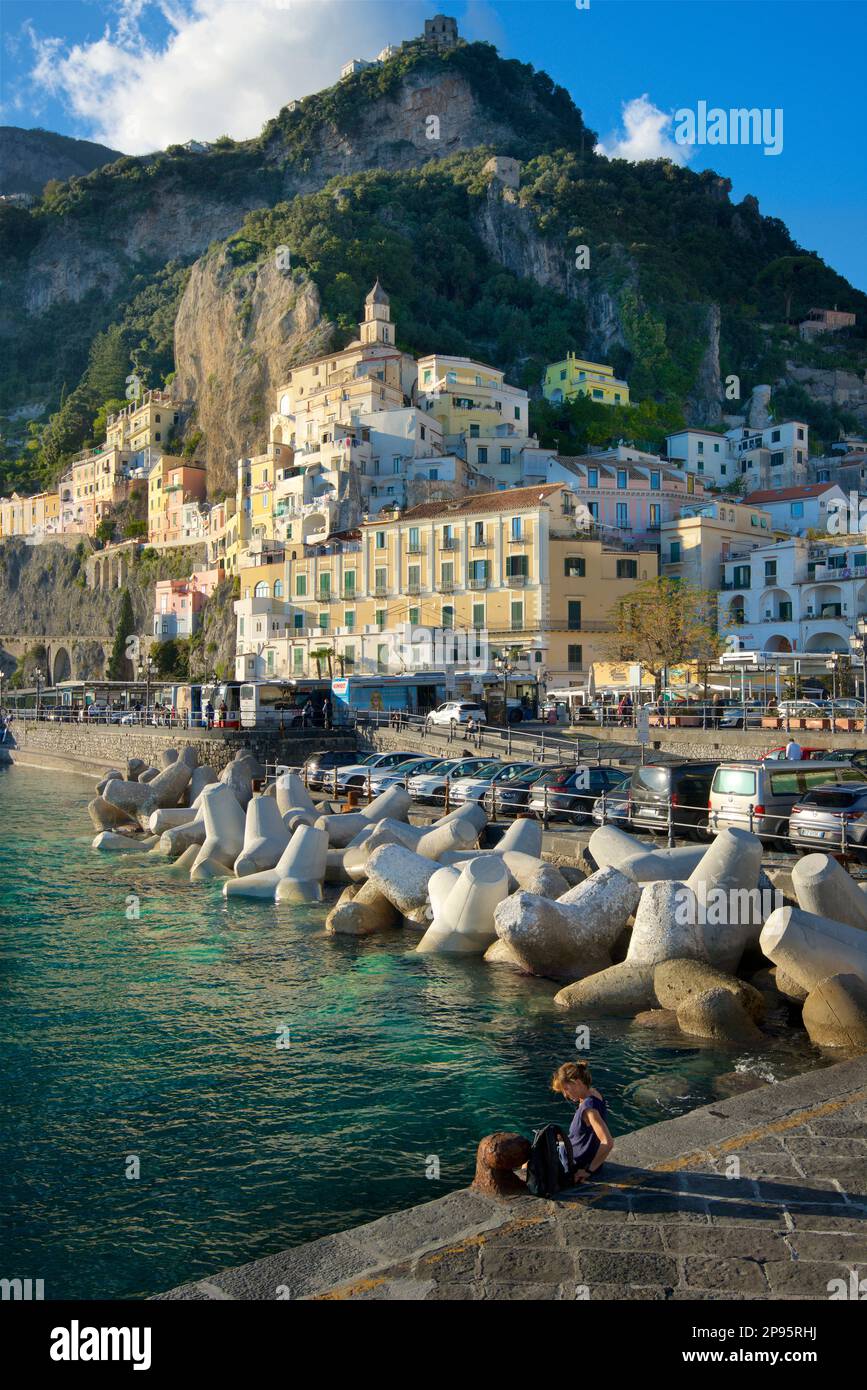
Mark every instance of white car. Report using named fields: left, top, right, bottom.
left=425, top=700, right=486, bottom=729
left=365, top=755, right=440, bottom=794
left=407, top=757, right=501, bottom=805
left=334, top=751, right=418, bottom=793
left=449, top=760, right=537, bottom=806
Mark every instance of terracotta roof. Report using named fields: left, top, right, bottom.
left=364, top=483, right=566, bottom=524
left=744, top=484, right=840, bottom=503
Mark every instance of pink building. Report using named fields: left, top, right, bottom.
left=546, top=452, right=708, bottom=541
left=153, top=578, right=207, bottom=639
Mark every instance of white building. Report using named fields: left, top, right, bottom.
left=719, top=535, right=867, bottom=656
left=742, top=483, right=847, bottom=538
left=666, top=420, right=810, bottom=488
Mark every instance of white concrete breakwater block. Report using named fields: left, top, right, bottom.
left=88, top=796, right=136, bottom=831
left=157, top=816, right=206, bottom=858
left=495, top=817, right=543, bottom=858
left=140, top=759, right=193, bottom=814
left=102, top=778, right=153, bottom=812
left=148, top=807, right=197, bottom=834
left=365, top=842, right=438, bottom=922
left=325, top=880, right=400, bottom=936
left=234, top=795, right=290, bottom=877
left=493, top=867, right=640, bottom=981
left=92, top=831, right=159, bottom=852
left=588, top=826, right=705, bottom=883
left=189, top=765, right=218, bottom=803
left=685, top=827, right=765, bottom=970
left=626, top=880, right=706, bottom=966
left=792, top=853, right=867, bottom=935
left=274, top=825, right=329, bottom=904
left=139, top=767, right=160, bottom=784
left=190, top=784, right=247, bottom=881
left=316, top=785, right=413, bottom=849
left=274, top=771, right=317, bottom=819
left=760, top=907, right=867, bottom=992
left=417, top=857, right=510, bottom=955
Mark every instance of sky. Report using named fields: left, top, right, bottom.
left=1, top=0, right=865, bottom=290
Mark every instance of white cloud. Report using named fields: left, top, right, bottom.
left=595, top=94, right=691, bottom=165
left=22, top=0, right=430, bottom=154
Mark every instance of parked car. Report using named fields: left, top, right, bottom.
left=708, top=759, right=862, bottom=843
left=425, top=700, right=486, bottom=729
left=302, top=749, right=364, bottom=790
left=789, top=783, right=867, bottom=859
left=448, top=760, right=537, bottom=807
left=718, top=702, right=765, bottom=729
left=333, top=750, right=418, bottom=793
left=406, top=757, right=501, bottom=806
left=763, top=746, right=825, bottom=761
left=592, top=786, right=631, bottom=828
left=365, top=755, right=445, bottom=795
left=825, top=699, right=865, bottom=717
left=774, top=700, right=825, bottom=718
left=814, top=748, right=867, bottom=770
left=495, top=764, right=570, bottom=816
left=628, top=761, right=720, bottom=840
left=527, top=764, right=630, bottom=824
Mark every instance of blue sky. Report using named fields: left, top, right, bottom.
left=2, top=0, right=865, bottom=289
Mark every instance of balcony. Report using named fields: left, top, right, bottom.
left=407, top=583, right=422, bottom=595
left=506, top=573, right=528, bottom=587
left=507, top=533, right=526, bottom=544
left=407, top=542, right=424, bottom=555
left=438, top=580, right=455, bottom=593
left=374, top=585, right=389, bottom=597
left=317, top=592, right=336, bottom=603
left=470, top=537, right=490, bottom=548
left=468, top=577, right=488, bottom=589
left=441, top=537, right=459, bottom=551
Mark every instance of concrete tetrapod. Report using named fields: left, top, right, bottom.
left=190, top=784, right=247, bottom=881
left=273, top=771, right=317, bottom=820
left=792, top=854, right=867, bottom=934
left=626, top=880, right=706, bottom=967
left=493, top=867, right=641, bottom=981
left=554, top=962, right=657, bottom=1015
left=325, top=880, right=401, bottom=936
left=88, top=796, right=137, bottom=831
left=92, top=831, right=159, bottom=852
left=157, top=816, right=206, bottom=858
left=139, top=767, right=160, bottom=784
left=148, top=807, right=197, bottom=834
left=802, top=973, right=867, bottom=1050
left=161, top=749, right=179, bottom=767
left=685, top=827, right=765, bottom=971
left=220, top=757, right=255, bottom=809
left=224, top=824, right=328, bottom=902
left=274, top=825, right=329, bottom=904
left=189, top=765, right=219, bottom=803
left=96, top=769, right=124, bottom=795
left=234, top=795, right=290, bottom=876
left=315, top=785, right=413, bottom=849
left=494, top=817, right=543, bottom=858
left=140, top=759, right=193, bottom=815
left=416, top=857, right=510, bottom=955
left=759, top=907, right=867, bottom=992
left=364, top=842, right=438, bottom=923
left=102, top=778, right=153, bottom=814
left=588, top=826, right=706, bottom=882
left=126, top=758, right=147, bottom=782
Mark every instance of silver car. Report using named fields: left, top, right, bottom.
left=789, top=782, right=867, bottom=858
left=366, top=755, right=446, bottom=795
left=406, top=757, right=500, bottom=806
left=448, top=760, right=537, bottom=807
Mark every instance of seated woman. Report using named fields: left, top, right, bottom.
left=551, top=1061, right=614, bottom=1183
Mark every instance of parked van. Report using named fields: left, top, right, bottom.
left=708, top=760, right=862, bottom=843
left=628, top=761, right=721, bottom=840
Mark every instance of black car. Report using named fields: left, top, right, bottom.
left=628, top=761, right=720, bottom=840
left=302, top=749, right=362, bottom=790
left=527, top=764, right=630, bottom=824
left=814, top=748, right=867, bottom=770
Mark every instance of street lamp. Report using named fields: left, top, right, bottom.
left=34, top=667, right=44, bottom=720
left=848, top=619, right=867, bottom=733
left=494, top=649, right=516, bottom=727
left=137, top=656, right=155, bottom=723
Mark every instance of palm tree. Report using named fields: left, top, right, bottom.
left=310, top=646, right=334, bottom=679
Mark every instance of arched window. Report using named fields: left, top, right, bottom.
left=274, top=580, right=284, bottom=597
left=254, top=581, right=270, bottom=598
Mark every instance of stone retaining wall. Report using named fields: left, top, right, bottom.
left=13, top=721, right=356, bottom=775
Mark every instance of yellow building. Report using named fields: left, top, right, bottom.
left=416, top=353, right=549, bottom=485
left=105, top=390, right=184, bottom=453
left=661, top=498, right=777, bottom=590
left=543, top=354, right=630, bottom=407
left=234, top=483, right=657, bottom=687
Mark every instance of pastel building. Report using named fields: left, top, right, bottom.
left=743, top=483, right=848, bottom=538
left=666, top=421, right=810, bottom=489
left=720, top=535, right=867, bottom=656
left=153, top=575, right=208, bottom=638
left=540, top=454, right=707, bottom=542
left=661, top=499, right=776, bottom=590
left=148, top=458, right=207, bottom=545
left=233, top=483, right=658, bottom=689
left=543, top=354, right=630, bottom=407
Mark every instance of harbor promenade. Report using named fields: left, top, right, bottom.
left=160, top=1054, right=867, bottom=1301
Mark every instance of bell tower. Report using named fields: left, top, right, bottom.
left=360, top=279, right=393, bottom=347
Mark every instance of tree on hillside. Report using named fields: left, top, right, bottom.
left=106, top=589, right=136, bottom=681
left=606, top=578, right=722, bottom=694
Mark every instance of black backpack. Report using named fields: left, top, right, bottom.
left=526, top=1124, right=574, bottom=1197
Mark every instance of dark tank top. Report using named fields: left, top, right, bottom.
left=568, top=1093, right=607, bottom=1168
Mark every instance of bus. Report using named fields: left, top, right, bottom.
left=330, top=673, right=445, bottom=717
left=202, top=680, right=244, bottom=729
left=239, top=679, right=331, bottom=729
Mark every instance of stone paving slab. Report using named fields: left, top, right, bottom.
left=158, top=1054, right=867, bottom=1302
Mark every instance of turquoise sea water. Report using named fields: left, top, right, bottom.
left=0, top=764, right=827, bottom=1300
